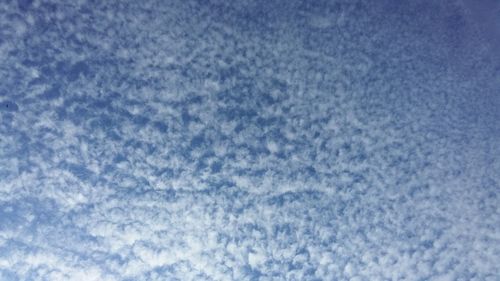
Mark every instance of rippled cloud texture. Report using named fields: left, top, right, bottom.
left=1, top=0, right=499, bottom=280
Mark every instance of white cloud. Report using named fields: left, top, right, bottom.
left=0, top=0, right=498, bottom=280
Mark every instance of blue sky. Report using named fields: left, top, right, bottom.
left=0, top=0, right=499, bottom=280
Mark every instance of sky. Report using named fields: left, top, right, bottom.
left=0, top=0, right=499, bottom=280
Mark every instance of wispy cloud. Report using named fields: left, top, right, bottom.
left=0, top=0, right=498, bottom=280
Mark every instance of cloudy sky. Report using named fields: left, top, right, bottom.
left=1, top=0, right=499, bottom=280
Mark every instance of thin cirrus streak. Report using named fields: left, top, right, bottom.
left=0, top=0, right=499, bottom=280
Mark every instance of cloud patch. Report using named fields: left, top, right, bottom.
left=0, top=0, right=498, bottom=280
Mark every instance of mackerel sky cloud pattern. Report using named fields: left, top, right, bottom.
left=1, top=0, right=499, bottom=280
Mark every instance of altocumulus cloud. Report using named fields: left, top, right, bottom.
left=0, top=0, right=499, bottom=280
